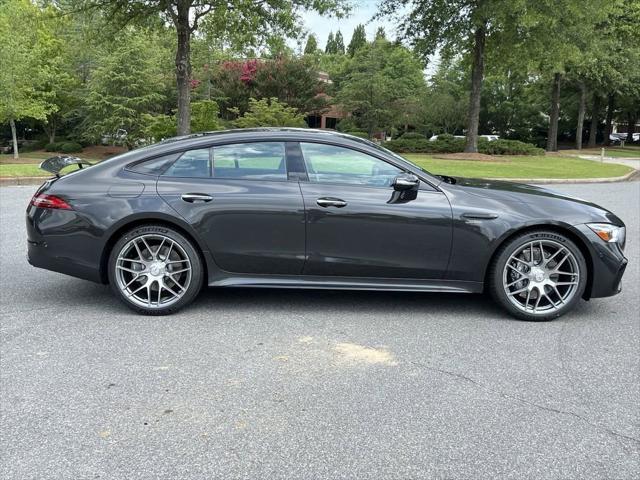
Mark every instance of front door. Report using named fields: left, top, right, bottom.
left=156, top=142, right=305, bottom=275
left=297, top=142, right=452, bottom=279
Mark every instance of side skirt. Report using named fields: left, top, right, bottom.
left=209, top=274, right=483, bottom=294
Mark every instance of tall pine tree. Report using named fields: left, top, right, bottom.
left=347, top=24, right=367, bottom=56
left=325, top=31, right=337, bottom=54
left=335, top=30, right=345, bottom=54
left=304, top=34, right=318, bottom=54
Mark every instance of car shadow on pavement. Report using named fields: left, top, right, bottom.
left=12, top=275, right=515, bottom=321
left=194, top=286, right=505, bottom=319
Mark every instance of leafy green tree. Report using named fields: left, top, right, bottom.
left=337, top=38, right=427, bottom=137
left=347, top=24, right=367, bottom=56
left=82, top=31, right=166, bottom=149
left=254, top=56, right=328, bottom=113
left=375, top=26, right=386, bottom=40
left=141, top=113, right=177, bottom=142
left=334, top=30, right=345, bottom=54
left=231, top=97, right=306, bottom=127
left=191, top=100, right=222, bottom=132
left=378, top=0, right=497, bottom=152
left=325, top=32, right=337, bottom=54
left=209, top=56, right=326, bottom=119
left=304, top=34, right=318, bottom=54
left=70, top=1, right=348, bottom=136
left=0, top=0, right=57, bottom=158
left=421, top=62, right=468, bottom=135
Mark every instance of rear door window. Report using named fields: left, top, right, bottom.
left=213, top=142, right=287, bottom=181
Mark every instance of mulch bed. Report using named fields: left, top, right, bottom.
left=80, top=145, right=127, bottom=158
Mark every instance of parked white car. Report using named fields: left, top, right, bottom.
left=428, top=134, right=466, bottom=141
left=611, top=132, right=639, bottom=143
left=480, top=135, right=500, bottom=142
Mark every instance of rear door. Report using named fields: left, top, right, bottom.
left=297, top=142, right=452, bottom=279
left=156, top=142, right=305, bottom=275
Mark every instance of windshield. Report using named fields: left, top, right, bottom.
left=365, top=141, right=433, bottom=176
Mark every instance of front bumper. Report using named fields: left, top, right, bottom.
left=574, top=224, right=628, bottom=298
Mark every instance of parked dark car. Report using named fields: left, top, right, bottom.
left=27, top=129, right=628, bottom=320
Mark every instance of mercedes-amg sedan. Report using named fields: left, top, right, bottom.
left=27, top=129, right=628, bottom=320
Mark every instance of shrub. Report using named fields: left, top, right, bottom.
left=345, top=131, right=369, bottom=139
left=384, top=136, right=543, bottom=156
left=44, top=142, right=62, bottom=152
left=191, top=100, right=222, bottom=132
left=142, top=113, right=177, bottom=141
left=335, top=117, right=359, bottom=132
left=231, top=97, right=306, bottom=128
left=399, top=132, right=426, bottom=140
left=383, top=136, right=465, bottom=153
left=21, top=139, right=48, bottom=152
left=479, top=139, right=544, bottom=155
left=436, top=133, right=455, bottom=141
left=59, top=142, right=83, bottom=153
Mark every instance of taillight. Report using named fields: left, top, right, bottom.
left=30, top=194, right=73, bottom=210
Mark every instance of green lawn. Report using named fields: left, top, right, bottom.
left=597, top=146, right=640, bottom=158
left=561, top=146, right=640, bottom=158
left=404, top=154, right=633, bottom=179
left=0, top=163, right=88, bottom=177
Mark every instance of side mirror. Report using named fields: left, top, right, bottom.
left=393, top=173, right=419, bottom=190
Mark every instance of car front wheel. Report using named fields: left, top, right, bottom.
left=108, top=225, right=203, bottom=315
left=488, top=230, right=588, bottom=321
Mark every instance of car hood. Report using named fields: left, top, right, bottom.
left=447, top=176, right=592, bottom=204
left=439, top=175, right=624, bottom=226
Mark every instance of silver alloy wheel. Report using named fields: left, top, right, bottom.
left=115, top=234, right=192, bottom=309
left=502, top=239, right=580, bottom=315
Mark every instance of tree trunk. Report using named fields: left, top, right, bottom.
left=44, top=117, right=56, bottom=144
left=575, top=82, right=586, bottom=150
left=175, top=3, right=192, bottom=136
left=10, top=119, right=19, bottom=160
left=603, top=93, right=615, bottom=147
left=588, top=95, right=599, bottom=148
left=546, top=72, right=561, bottom=152
left=626, top=113, right=635, bottom=143
left=464, top=23, right=486, bottom=153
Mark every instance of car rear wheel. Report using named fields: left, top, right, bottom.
left=488, top=230, right=587, bottom=321
left=108, top=225, right=203, bottom=315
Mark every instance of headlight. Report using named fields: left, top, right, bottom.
left=587, top=223, right=626, bottom=245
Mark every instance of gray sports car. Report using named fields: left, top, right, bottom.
left=27, top=129, right=627, bottom=320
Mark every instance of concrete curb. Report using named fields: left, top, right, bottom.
left=486, top=169, right=639, bottom=184
left=1, top=170, right=638, bottom=187
left=0, top=176, right=51, bottom=186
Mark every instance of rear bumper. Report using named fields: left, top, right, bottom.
left=574, top=224, right=628, bottom=299
left=26, top=206, right=103, bottom=283
left=28, top=239, right=102, bottom=283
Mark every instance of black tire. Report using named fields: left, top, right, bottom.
left=488, top=230, right=588, bottom=321
left=108, top=224, right=204, bottom=315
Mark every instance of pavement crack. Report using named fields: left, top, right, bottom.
left=410, top=360, right=640, bottom=447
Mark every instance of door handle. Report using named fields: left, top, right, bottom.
left=181, top=193, right=213, bottom=203
left=316, top=197, right=347, bottom=208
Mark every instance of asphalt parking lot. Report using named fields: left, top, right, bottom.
left=1, top=182, right=639, bottom=479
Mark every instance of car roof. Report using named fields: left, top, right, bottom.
left=127, top=128, right=388, bottom=160
left=157, top=128, right=359, bottom=146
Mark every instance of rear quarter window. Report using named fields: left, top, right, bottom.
left=127, top=153, right=181, bottom=175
